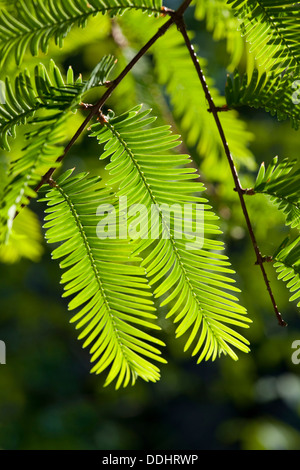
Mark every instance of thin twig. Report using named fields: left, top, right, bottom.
left=234, top=187, right=256, bottom=196
left=175, top=17, right=287, bottom=327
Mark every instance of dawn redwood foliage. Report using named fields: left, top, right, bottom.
left=0, top=0, right=299, bottom=388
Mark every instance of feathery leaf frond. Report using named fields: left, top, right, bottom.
left=225, top=69, right=300, bottom=129
left=253, top=157, right=300, bottom=230
left=90, top=105, right=251, bottom=363
left=0, top=0, right=162, bottom=66
left=273, top=235, right=300, bottom=307
left=42, top=170, right=166, bottom=388
left=227, top=0, right=300, bottom=74
left=0, top=57, right=115, bottom=243
left=0, top=56, right=116, bottom=151
left=0, top=59, right=81, bottom=152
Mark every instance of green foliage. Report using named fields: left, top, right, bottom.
left=0, top=0, right=300, bottom=389
left=253, top=157, right=300, bottom=230
left=273, top=235, right=300, bottom=307
left=42, top=170, right=166, bottom=389
left=194, top=0, right=244, bottom=71
left=0, top=207, right=43, bottom=263
left=0, top=55, right=116, bottom=151
left=0, top=56, right=115, bottom=244
left=0, top=0, right=162, bottom=66
left=225, top=69, right=300, bottom=129
left=0, top=60, right=79, bottom=152
left=250, top=155, right=300, bottom=311
left=120, top=13, right=255, bottom=179
left=90, top=106, right=251, bottom=364
left=153, top=27, right=255, bottom=177
left=227, top=0, right=300, bottom=74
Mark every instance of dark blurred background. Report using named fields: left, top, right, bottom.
left=1, top=0, right=300, bottom=450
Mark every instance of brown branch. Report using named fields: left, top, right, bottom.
left=255, top=256, right=273, bottom=265
left=207, top=105, right=231, bottom=113
left=234, top=187, right=256, bottom=196
left=175, top=17, right=287, bottom=327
